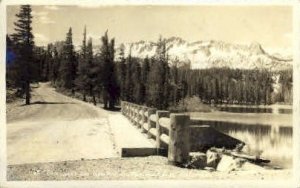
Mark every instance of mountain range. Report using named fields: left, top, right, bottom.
left=116, top=37, right=292, bottom=70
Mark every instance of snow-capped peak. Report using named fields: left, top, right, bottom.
left=117, top=37, right=292, bottom=70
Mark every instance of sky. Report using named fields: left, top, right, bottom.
left=7, top=5, right=292, bottom=54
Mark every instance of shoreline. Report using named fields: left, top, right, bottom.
left=214, top=104, right=292, bottom=109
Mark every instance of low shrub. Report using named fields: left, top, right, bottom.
left=168, top=96, right=213, bottom=113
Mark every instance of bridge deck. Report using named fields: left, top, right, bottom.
left=108, top=113, right=156, bottom=156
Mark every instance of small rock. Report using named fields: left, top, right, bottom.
left=206, top=150, right=221, bottom=169
left=204, top=167, right=215, bottom=172
left=216, top=154, right=245, bottom=172
left=216, top=154, right=266, bottom=172
left=189, top=152, right=207, bottom=169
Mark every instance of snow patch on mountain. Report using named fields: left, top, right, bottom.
left=117, top=37, right=292, bottom=70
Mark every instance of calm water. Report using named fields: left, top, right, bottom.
left=218, top=106, right=292, bottom=114
left=191, top=106, right=293, bottom=168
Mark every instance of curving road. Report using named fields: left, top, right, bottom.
left=7, top=83, right=118, bottom=165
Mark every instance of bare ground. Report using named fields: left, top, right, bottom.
left=7, top=82, right=118, bottom=165
left=7, top=156, right=291, bottom=181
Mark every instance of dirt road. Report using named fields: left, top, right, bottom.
left=7, top=83, right=118, bottom=165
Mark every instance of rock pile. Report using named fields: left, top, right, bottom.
left=188, top=148, right=270, bottom=172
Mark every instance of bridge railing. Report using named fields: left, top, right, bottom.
left=121, top=101, right=190, bottom=165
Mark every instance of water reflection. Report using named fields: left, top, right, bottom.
left=190, top=119, right=292, bottom=168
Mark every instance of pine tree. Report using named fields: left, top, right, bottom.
left=45, top=45, right=52, bottom=81
left=59, top=27, right=77, bottom=93
left=140, top=56, right=150, bottom=104
left=86, top=38, right=97, bottom=105
left=10, top=5, right=35, bottom=105
left=100, top=31, right=120, bottom=109
left=76, top=26, right=89, bottom=101
left=117, top=44, right=127, bottom=101
left=35, top=46, right=46, bottom=81
left=50, top=47, right=60, bottom=85
left=147, top=37, right=169, bottom=109
left=132, top=58, right=142, bottom=104
left=124, top=48, right=134, bottom=102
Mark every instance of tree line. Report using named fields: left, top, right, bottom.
left=6, top=5, right=293, bottom=110
left=7, top=5, right=120, bottom=109
left=116, top=54, right=292, bottom=108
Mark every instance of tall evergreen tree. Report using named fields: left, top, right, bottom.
left=100, top=31, right=120, bottom=109
left=124, top=48, right=134, bottom=102
left=147, top=37, right=170, bottom=109
left=50, top=47, right=60, bottom=85
left=140, top=56, right=150, bottom=104
left=59, top=27, right=77, bottom=93
left=10, top=5, right=35, bottom=105
left=86, top=38, right=97, bottom=105
left=132, top=58, right=142, bottom=104
left=76, top=26, right=89, bottom=101
left=43, top=44, right=52, bottom=81
left=117, top=44, right=127, bottom=100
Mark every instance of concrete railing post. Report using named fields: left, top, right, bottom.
left=137, top=105, right=142, bottom=129
left=133, top=105, right=139, bottom=126
left=141, top=107, right=147, bottom=133
left=120, top=101, right=123, bottom=113
left=130, top=103, right=134, bottom=123
left=127, top=102, right=130, bottom=119
left=126, top=102, right=129, bottom=117
left=168, top=114, right=190, bottom=166
left=132, top=104, right=136, bottom=125
left=123, top=102, right=127, bottom=117
left=147, top=108, right=156, bottom=138
left=156, top=111, right=170, bottom=150
left=121, top=101, right=125, bottom=115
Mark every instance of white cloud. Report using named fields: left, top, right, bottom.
left=44, top=6, right=60, bottom=10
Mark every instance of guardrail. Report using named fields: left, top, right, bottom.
left=121, top=101, right=244, bottom=166
left=121, top=101, right=190, bottom=165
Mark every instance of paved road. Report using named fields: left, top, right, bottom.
left=7, top=83, right=150, bottom=165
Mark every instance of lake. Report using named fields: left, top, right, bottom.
left=218, top=106, right=292, bottom=114
left=190, top=105, right=293, bottom=168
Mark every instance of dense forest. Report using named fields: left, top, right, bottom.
left=6, top=5, right=293, bottom=110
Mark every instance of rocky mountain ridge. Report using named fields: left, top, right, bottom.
left=117, top=37, right=292, bottom=70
